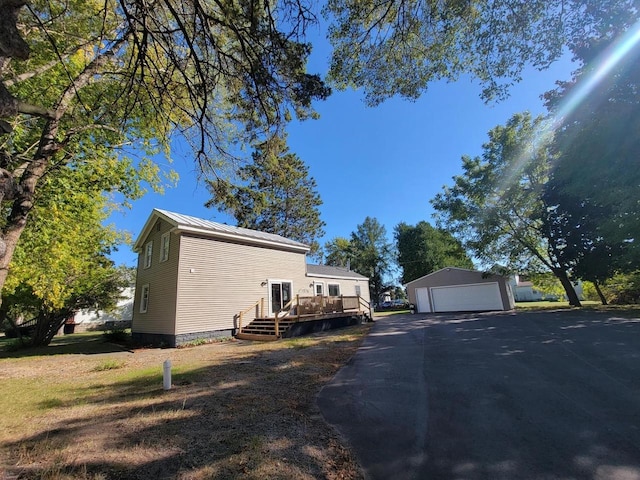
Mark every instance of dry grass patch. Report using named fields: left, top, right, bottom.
left=0, top=325, right=370, bottom=479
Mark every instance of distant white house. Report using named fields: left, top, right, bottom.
left=509, top=275, right=543, bottom=302
left=509, top=275, right=584, bottom=302
left=72, top=287, right=134, bottom=331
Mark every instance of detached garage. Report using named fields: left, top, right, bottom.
left=407, top=267, right=515, bottom=313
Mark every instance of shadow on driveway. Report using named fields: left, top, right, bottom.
left=318, top=309, right=640, bottom=480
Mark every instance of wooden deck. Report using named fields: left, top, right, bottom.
left=236, top=295, right=371, bottom=341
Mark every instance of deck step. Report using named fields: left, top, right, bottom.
left=238, top=317, right=295, bottom=339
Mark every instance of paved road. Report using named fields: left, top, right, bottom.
left=317, top=310, right=640, bottom=479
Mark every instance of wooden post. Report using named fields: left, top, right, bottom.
left=238, top=311, right=243, bottom=332
left=296, top=294, right=300, bottom=321
left=260, top=297, right=265, bottom=318
left=340, top=295, right=344, bottom=313
left=275, top=315, right=280, bottom=337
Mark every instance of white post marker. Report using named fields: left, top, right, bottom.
left=163, top=359, right=172, bottom=390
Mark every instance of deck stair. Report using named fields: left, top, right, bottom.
left=236, top=318, right=297, bottom=340
left=235, top=294, right=372, bottom=341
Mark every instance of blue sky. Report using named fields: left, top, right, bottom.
left=108, top=29, right=576, bottom=275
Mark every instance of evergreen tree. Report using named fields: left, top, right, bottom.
left=206, top=136, right=325, bottom=256
left=349, top=217, right=393, bottom=302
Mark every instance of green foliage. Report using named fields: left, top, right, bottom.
left=431, top=112, right=582, bottom=306
left=324, top=218, right=393, bottom=300
left=543, top=34, right=640, bottom=278
left=206, top=135, right=325, bottom=256
left=325, top=0, right=639, bottom=104
left=600, top=272, right=640, bottom=305
left=0, top=0, right=330, bottom=300
left=102, top=328, right=131, bottom=344
left=1, top=169, right=132, bottom=346
left=395, top=221, right=473, bottom=283
left=323, top=237, right=352, bottom=268
left=527, top=273, right=567, bottom=298
left=2, top=337, right=30, bottom=352
left=349, top=217, right=393, bottom=301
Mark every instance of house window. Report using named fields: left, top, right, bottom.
left=140, top=284, right=150, bottom=313
left=315, top=282, right=324, bottom=296
left=160, top=233, right=170, bottom=262
left=144, top=241, right=153, bottom=268
left=328, top=284, right=340, bottom=296
left=355, top=285, right=361, bottom=297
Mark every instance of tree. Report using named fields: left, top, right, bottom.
left=431, top=112, right=582, bottom=306
left=324, top=237, right=352, bottom=267
left=1, top=164, right=132, bottom=346
left=325, top=0, right=639, bottom=104
left=543, top=33, right=640, bottom=282
left=348, top=217, right=393, bottom=302
left=395, top=221, right=473, bottom=283
left=0, top=0, right=330, bottom=297
left=206, top=135, right=325, bottom=256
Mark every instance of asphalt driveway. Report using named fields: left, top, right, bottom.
left=317, top=309, right=640, bottom=480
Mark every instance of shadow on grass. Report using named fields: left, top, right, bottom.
left=0, top=327, right=367, bottom=480
left=0, top=332, right=133, bottom=359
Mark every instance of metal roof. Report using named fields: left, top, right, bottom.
left=134, top=209, right=310, bottom=253
left=306, top=264, right=368, bottom=280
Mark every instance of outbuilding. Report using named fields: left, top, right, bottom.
left=406, top=267, right=514, bottom=313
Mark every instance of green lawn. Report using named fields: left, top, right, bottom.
left=0, top=330, right=132, bottom=358
left=515, top=300, right=640, bottom=315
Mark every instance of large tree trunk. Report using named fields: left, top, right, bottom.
left=30, top=310, right=70, bottom=347
left=553, top=268, right=582, bottom=307
left=0, top=121, right=57, bottom=295
left=593, top=280, right=608, bottom=305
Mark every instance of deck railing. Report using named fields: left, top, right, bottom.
left=238, top=295, right=371, bottom=331
left=236, top=298, right=265, bottom=332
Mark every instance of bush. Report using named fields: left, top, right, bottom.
left=103, top=328, right=130, bottom=344
left=602, top=272, right=640, bottom=305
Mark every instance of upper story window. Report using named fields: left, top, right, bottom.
left=328, top=284, right=340, bottom=296
left=144, top=241, right=153, bottom=268
left=160, top=233, right=170, bottom=262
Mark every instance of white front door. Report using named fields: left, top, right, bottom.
left=415, top=287, right=431, bottom=313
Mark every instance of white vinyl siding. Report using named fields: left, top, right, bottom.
left=160, top=232, right=170, bottom=262
left=140, top=284, right=150, bottom=313
left=144, top=241, right=153, bottom=268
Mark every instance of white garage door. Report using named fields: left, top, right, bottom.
left=415, top=287, right=431, bottom=313
left=431, top=282, right=503, bottom=312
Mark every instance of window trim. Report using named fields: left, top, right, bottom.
left=144, top=241, right=153, bottom=269
left=160, top=232, right=170, bottom=263
left=140, top=284, right=150, bottom=313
